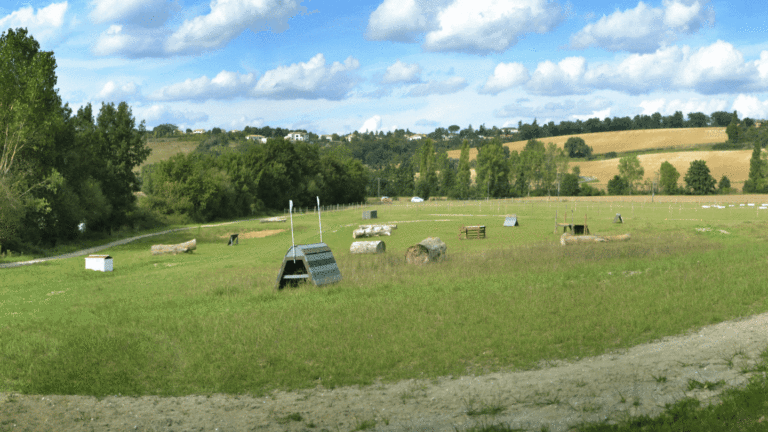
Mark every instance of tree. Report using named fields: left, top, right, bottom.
left=153, top=123, right=178, bottom=138
left=448, top=125, right=460, bottom=134
left=454, top=139, right=471, bottom=199
left=476, top=138, right=509, bottom=198
left=744, top=140, right=767, bottom=193
left=617, top=155, right=644, bottom=194
left=91, top=102, right=152, bottom=229
left=718, top=175, right=731, bottom=194
left=687, top=112, right=709, bottom=127
left=710, top=111, right=732, bottom=127
left=563, top=137, right=592, bottom=158
left=726, top=113, right=739, bottom=142
left=560, top=173, right=580, bottom=196
left=659, top=161, right=680, bottom=194
left=607, top=175, right=629, bottom=195
left=416, top=139, right=437, bottom=199
left=684, top=160, right=716, bottom=195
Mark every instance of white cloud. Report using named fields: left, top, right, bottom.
left=165, top=0, right=305, bottom=54
left=524, top=42, right=768, bottom=96
left=480, top=62, right=530, bottom=95
left=424, top=0, right=563, bottom=54
left=494, top=97, right=611, bottom=118
left=526, top=57, right=589, bottom=95
left=406, top=76, right=467, bottom=97
left=0, top=2, right=69, bottom=44
left=732, top=95, right=768, bottom=120
left=359, top=115, right=382, bottom=133
left=571, top=108, right=611, bottom=121
left=383, top=60, right=421, bottom=84
left=366, top=0, right=563, bottom=54
left=89, top=0, right=175, bottom=27
left=366, top=0, right=432, bottom=42
left=639, top=97, right=728, bottom=115
left=92, top=24, right=167, bottom=57
left=135, top=104, right=209, bottom=127
left=98, top=81, right=141, bottom=100
left=570, top=0, right=714, bottom=53
left=252, top=54, right=360, bottom=100
left=150, top=71, right=256, bottom=101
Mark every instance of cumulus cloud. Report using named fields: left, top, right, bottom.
left=92, top=24, right=168, bottom=57
left=0, top=2, right=69, bottom=44
left=406, top=76, right=467, bottom=97
left=98, top=80, right=141, bottom=100
left=89, top=0, right=176, bottom=27
left=732, top=95, right=768, bottom=120
left=150, top=71, right=256, bottom=101
left=570, top=0, right=715, bottom=53
left=359, top=115, right=382, bottom=133
left=519, top=41, right=768, bottom=96
left=638, top=97, right=728, bottom=116
left=480, top=62, right=530, bottom=95
left=135, top=104, right=209, bottom=126
left=91, top=0, right=304, bottom=57
left=252, top=54, right=360, bottom=100
left=526, top=57, right=590, bottom=95
left=366, top=0, right=563, bottom=54
left=383, top=60, right=421, bottom=84
left=165, top=0, right=305, bottom=54
left=571, top=108, right=612, bottom=121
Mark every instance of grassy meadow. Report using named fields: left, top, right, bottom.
left=1, top=198, right=768, bottom=399
left=140, top=137, right=200, bottom=168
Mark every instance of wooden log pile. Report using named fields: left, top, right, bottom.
left=350, top=240, right=386, bottom=254
left=260, top=216, right=287, bottom=223
left=151, top=239, right=197, bottom=255
left=560, top=233, right=630, bottom=246
left=405, top=237, right=446, bottom=264
left=353, top=224, right=396, bottom=239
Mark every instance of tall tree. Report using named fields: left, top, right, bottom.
left=618, top=155, right=644, bottom=195
left=684, top=160, right=716, bottom=195
left=455, top=139, right=471, bottom=199
left=744, top=140, right=767, bottom=193
left=416, top=139, right=437, bottom=199
left=476, top=138, right=509, bottom=198
left=686, top=112, right=709, bottom=127
left=564, top=137, right=592, bottom=158
left=726, top=112, right=739, bottom=143
left=659, top=161, right=680, bottom=194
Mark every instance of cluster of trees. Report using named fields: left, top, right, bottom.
left=514, top=111, right=753, bottom=141
left=606, top=155, right=729, bottom=196
left=1, top=28, right=150, bottom=251
left=141, top=139, right=367, bottom=222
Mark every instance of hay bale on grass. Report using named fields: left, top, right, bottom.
left=405, top=237, right=446, bottom=264
left=151, top=239, right=196, bottom=255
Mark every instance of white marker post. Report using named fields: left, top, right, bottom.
left=289, top=200, right=296, bottom=262
left=317, top=196, right=323, bottom=243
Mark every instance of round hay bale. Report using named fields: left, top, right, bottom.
left=405, top=237, right=446, bottom=264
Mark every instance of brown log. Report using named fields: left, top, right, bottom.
left=151, top=239, right=197, bottom=255
left=560, top=233, right=630, bottom=246
left=352, top=225, right=392, bottom=239
left=350, top=240, right=386, bottom=254
left=405, top=237, right=447, bottom=264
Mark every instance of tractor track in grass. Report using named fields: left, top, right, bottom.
left=1, top=311, right=767, bottom=431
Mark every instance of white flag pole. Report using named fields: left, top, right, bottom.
left=317, top=196, right=323, bottom=243
left=289, top=200, right=296, bottom=262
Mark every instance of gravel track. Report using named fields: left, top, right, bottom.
left=1, top=312, right=767, bottom=432
left=0, top=219, right=257, bottom=269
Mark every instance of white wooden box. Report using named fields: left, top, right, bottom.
left=85, top=255, right=113, bottom=272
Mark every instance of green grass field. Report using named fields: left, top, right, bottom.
left=2, top=199, right=767, bottom=405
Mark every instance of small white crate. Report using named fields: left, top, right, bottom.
left=85, top=255, right=113, bottom=272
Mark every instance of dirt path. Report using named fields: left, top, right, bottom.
left=2, top=312, right=767, bottom=432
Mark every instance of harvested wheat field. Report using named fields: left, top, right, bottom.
left=447, top=127, right=728, bottom=161
left=573, top=150, right=752, bottom=189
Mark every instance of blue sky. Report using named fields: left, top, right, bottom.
left=2, top=0, right=768, bottom=135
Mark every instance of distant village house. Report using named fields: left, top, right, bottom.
left=246, top=134, right=268, bottom=143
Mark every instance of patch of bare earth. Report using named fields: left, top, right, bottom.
left=2, top=312, right=767, bottom=431
left=219, top=229, right=285, bottom=240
